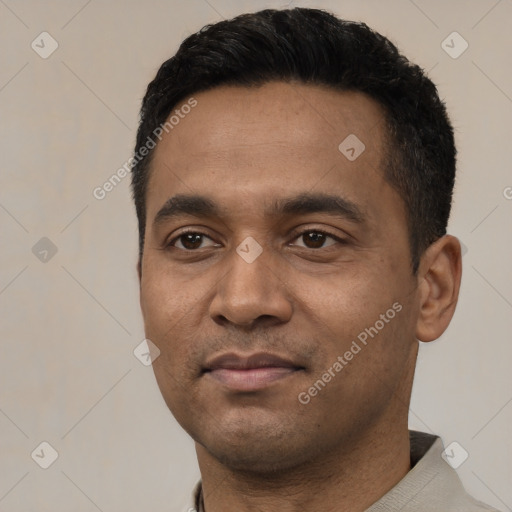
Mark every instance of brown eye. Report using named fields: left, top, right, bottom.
left=302, top=232, right=328, bottom=248
left=291, top=230, right=340, bottom=249
left=169, top=232, right=219, bottom=250
left=178, top=233, right=203, bottom=250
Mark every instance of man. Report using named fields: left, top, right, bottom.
left=131, top=7, right=499, bottom=512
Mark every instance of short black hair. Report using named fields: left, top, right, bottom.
left=131, top=7, right=456, bottom=273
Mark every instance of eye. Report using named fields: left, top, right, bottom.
left=290, top=229, right=344, bottom=249
left=168, top=231, right=219, bottom=250
left=167, top=228, right=345, bottom=251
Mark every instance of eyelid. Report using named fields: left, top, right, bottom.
left=288, top=225, right=348, bottom=245
left=166, top=225, right=347, bottom=250
left=166, top=227, right=220, bottom=248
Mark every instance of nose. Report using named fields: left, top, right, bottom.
left=209, top=243, right=293, bottom=329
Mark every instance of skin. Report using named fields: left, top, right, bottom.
left=138, top=82, right=462, bottom=512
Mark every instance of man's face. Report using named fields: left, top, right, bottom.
left=139, top=82, right=421, bottom=472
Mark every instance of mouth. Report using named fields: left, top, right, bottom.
left=202, top=352, right=306, bottom=391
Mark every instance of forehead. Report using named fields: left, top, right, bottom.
left=155, top=82, right=385, bottom=161
left=146, top=82, right=395, bottom=224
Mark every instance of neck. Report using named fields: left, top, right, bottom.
left=196, top=421, right=411, bottom=512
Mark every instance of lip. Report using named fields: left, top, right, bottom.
left=203, top=352, right=305, bottom=391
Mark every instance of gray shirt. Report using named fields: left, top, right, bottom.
left=186, top=431, right=500, bottom=511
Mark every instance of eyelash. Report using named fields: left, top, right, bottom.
left=166, top=228, right=346, bottom=251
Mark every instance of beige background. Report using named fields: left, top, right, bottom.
left=1, top=0, right=511, bottom=510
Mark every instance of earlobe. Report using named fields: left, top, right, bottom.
left=415, top=235, right=462, bottom=342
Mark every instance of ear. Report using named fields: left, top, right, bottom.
left=415, top=235, right=462, bottom=342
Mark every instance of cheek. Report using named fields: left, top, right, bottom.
left=301, top=261, right=415, bottom=374
left=140, top=275, right=202, bottom=417
left=306, top=264, right=398, bottom=325
left=140, top=256, right=203, bottom=331
left=140, top=268, right=200, bottom=376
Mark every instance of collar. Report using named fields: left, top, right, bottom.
left=188, top=431, right=497, bottom=511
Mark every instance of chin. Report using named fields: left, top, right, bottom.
left=205, top=441, right=314, bottom=475
left=195, top=418, right=321, bottom=475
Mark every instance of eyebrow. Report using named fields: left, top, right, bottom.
left=153, top=192, right=365, bottom=227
